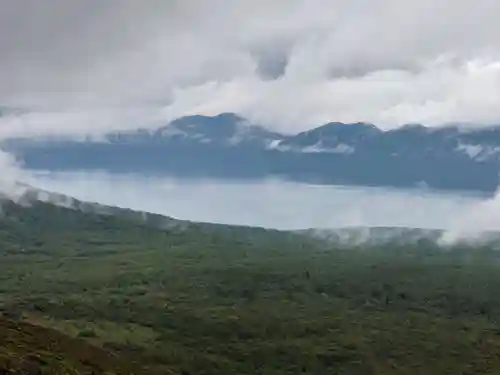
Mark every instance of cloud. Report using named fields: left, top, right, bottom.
left=0, top=149, right=30, bottom=200
left=440, top=189, right=500, bottom=244
left=2, top=0, right=500, bottom=136
left=23, top=171, right=482, bottom=231
left=0, top=108, right=168, bottom=139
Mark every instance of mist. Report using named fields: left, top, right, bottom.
left=0, top=150, right=31, bottom=202
left=19, top=170, right=490, bottom=233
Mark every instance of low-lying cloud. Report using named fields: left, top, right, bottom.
left=0, top=150, right=30, bottom=201
left=19, top=170, right=494, bottom=233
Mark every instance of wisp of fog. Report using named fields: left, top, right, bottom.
left=0, top=149, right=31, bottom=202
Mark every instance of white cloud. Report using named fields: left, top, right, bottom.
left=0, top=150, right=30, bottom=200
left=2, top=0, right=500, bottom=136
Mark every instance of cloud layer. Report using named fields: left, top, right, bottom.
left=1, top=0, right=500, bottom=137
left=23, top=171, right=483, bottom=230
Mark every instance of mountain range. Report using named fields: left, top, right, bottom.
left=3, top=112, right=500, bottom=194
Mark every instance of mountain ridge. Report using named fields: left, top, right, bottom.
left=1, top=184, right=498, bottom=248
left=3, top=112, right=500, bottom=194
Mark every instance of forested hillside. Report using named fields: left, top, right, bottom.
left=2, top=198, right=500, bottom=374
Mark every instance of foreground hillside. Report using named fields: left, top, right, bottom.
left=0, top=318, right=165, bottom=375
left=3, top=197, right=500, bottom=374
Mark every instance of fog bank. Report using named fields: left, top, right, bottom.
left=22, top=171, right=486, bottom=232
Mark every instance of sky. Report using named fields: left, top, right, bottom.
left=1, top=0, right=500, bottom=138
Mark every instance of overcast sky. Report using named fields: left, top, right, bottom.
left=2, top=0, right=500, bottom=137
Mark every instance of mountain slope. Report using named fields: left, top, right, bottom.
left=0, top=318, right=163, bottom=375
left=5, top=193, right=500, bottom=374
left=0, top=183, right=309, bottom=248
left=3, top=184, right=495, bottom=248
left=3, top=113, right=500, bottom=194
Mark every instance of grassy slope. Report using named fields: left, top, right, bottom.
left=3, top=199, right=500, bottom=374
left=0, top=318, right=170, bottom=375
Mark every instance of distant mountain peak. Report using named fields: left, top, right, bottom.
left=143, top=112, right=281, bottom=146
left=301, top=121, right=380, bottom=134
left=396, top=123, right=428, bottom=132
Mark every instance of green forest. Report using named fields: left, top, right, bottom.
left=2, top=199, right=500, bottom=374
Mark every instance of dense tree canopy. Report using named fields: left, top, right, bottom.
left=2, top=199, right=500, bottom=374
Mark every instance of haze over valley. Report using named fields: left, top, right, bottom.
left=17, top=170, right=486, bottom=231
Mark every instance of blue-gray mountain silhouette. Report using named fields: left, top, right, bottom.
left=3, top=113, right=500, bottom=195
